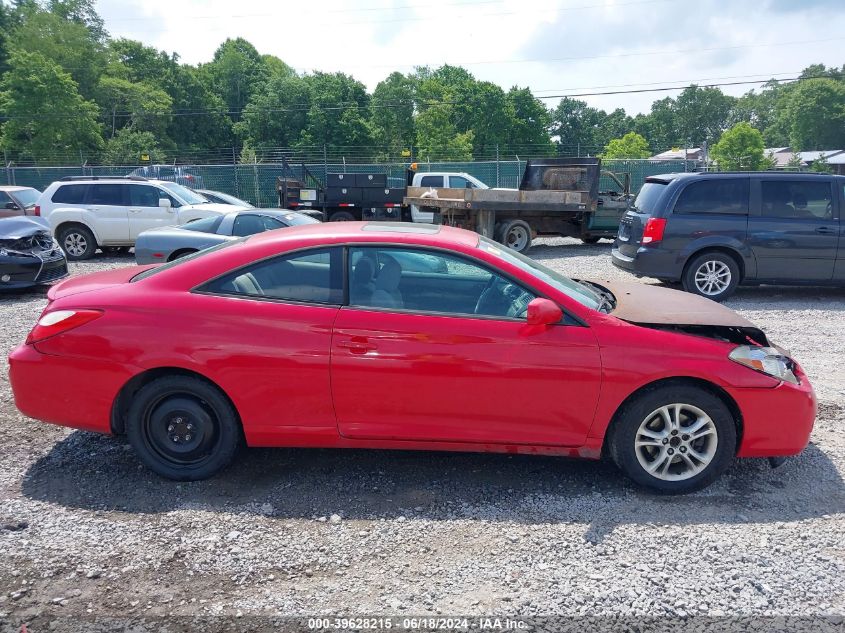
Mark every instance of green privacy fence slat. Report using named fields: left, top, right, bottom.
left=4, top=160, right=697, bottom=208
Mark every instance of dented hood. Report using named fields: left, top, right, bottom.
left=587, top=279, right=757, bottom=328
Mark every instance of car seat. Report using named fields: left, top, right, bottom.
left=371, top=256, right=403, bottom=309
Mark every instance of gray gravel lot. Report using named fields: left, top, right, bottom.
left=0, top=238, right=843, bottom=631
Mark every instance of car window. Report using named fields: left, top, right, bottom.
left=761, top=180, right=833, bottom=220
left=203, top=247, right=343, bottom=304
left=673, top=179, right=749, bottom=215
left=87, top=184, right=126, bottom=206
left=128, top=184, right=164, bottom=207
left=0, top=192, right=12, bottom=206
left=11, top=188, right=40, bottom=208
left=232, top=214, right=267, bottom=237
left=261, top=216, right=286, bottom=230
left=419, top=175, right=444, bottom=187
left=51, top=184, right=87, bottom=204
left=159, top=181, right=208, bottom=205
left=182, top=216, right=223, bottom=233
left=632, top=181, right=668, bottom=215
left=449, top=176, right=472, bottom=189
left=348, top=246, right=537, bottom=319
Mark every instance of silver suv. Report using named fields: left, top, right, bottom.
left=35, top=177, right=245, bottom=260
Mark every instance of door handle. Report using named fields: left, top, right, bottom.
left=815, top=227, right=836, bottom=235
left=336, top=337, right=377, bottom=354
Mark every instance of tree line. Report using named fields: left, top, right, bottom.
left=1, top=0, right=844, bottom=166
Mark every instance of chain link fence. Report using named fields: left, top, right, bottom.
left=3, top=159, right=699, bottom=208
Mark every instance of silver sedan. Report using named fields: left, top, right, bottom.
left=134, top=209, right=320, bottom=265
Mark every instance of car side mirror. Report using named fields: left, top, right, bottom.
left=158, top=197, right=172, bottom=210
left=526, top=298, right=563, bottom=326
left=4, top=201, right=19, bottom=210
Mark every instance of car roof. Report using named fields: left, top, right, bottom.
left=0, top=185, right=36, bottom=191
left=223, top=208, right=315, bottom=222
left=646, top=171, right=843, bottom=184
left=244, top=221, right=477, bottom=249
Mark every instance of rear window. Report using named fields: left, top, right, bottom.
left=673, top=179, right=749, bottom=215
left=182, top=216, right=223, bottom=233
left=51, top=184, right=87, bottom=204
left=631, top=182, right=667, bottom=215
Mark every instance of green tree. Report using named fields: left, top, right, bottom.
left=633, top=97, right=676, bottom=151
left=783, top=78, right=845, bottom=150
left=370, top=72, right=417, bottom=157
left=550, top=98, right=605, bottom=154
left=0, top=50, right=102, bottom=160
left=505, top=87, right=554, bottom=152
left=234, top=74, right=311, bottom=148
left=299, top=72, right=374, bottom=151
left=673, top=85, right=735, bottom=146
left=415, top=104, right=474, bottom=161
left=10, top=3, right=107, bottom=100
left=205, top=38, right=269, bottom=118
left=710, top=122, right=767, bottom=170
left=601, top=132, right=651, bottom=159
left=102, top=128, right=165, bottom=165
left=94, top=76, right=172, bottom=139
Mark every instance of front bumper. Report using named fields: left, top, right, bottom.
left=8, top=343, right=136, bottom=434
left=732, top=368, right=816, bottom=458
left=0, top=249, right=68, bottom=290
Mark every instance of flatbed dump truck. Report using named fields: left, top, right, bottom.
left=403, top=157, right=632, bottom=252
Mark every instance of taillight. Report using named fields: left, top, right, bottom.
left=641, top=218, right=667, bottom=245
left=26, top=309, right=103, bottom=344
left=34, top=205, right=41, bottom=216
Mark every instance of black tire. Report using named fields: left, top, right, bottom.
left=58, top=224, right=97, bottom=261
left=497, top=219, right=532, bottom=253
left=581, top=236, right=601, bottom=244
left=609, top=384, right=737, bottom=494
left=101, top=246, right=130, bottom=256
left=126, top=376, right=241, bottom=481
left=329, top=210, right=355, bottom=222
left=682, top=251, right=740, bottom=302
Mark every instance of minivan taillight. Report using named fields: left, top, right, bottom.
left=26, top=309, right=103, bottom=344
left=33, top=205, right=41, bottom=216
left=641, top=218, right=667, bottom=245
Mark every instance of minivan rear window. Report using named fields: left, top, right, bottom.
left=631, top=182, right=667, bottom=216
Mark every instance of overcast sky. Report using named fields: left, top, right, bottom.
left=96, top=0, right=845, bottom=115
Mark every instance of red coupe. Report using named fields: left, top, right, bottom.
left=9, top=223, right=816, bottom=493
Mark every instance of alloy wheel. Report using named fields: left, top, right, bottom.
left=63, top=233, right=88, bottom=257
left=634, top=403, right=718, bottom=481
left=694, top=260, right=731, bottom=296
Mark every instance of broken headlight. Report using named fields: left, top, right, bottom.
left=729, top=345, right=799, bottom=385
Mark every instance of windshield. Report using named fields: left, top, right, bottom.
left=131, top=239, right=242, bottom=282
left=212, top=191, right=252, bottom=207
left=282, top=213, right=320, bottom=226
left=478, top=237, right=601, bottom=310
left=12, top=188, right=41, bottom=208
left=159, top=181, right=209, bottom=205
left=631, top=181, right=668, bottom=215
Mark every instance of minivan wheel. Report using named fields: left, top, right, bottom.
left=58, top=225, right=97, bottom=261
left=609, top=385, right=737, bottom=494
left=682, top=251, right=740, bottom=302
left=126, top=376, right=241, bottom=481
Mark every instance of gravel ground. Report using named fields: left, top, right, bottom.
left=1, top=239, right=843, bottom=632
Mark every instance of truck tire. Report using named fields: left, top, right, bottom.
left=329, top=211, right=355, bottom=222
left=496, top=219, right=532, bottom=253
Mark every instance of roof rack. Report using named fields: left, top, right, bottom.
left=58, top=176, right=149, bottom=182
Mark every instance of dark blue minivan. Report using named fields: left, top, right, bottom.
left=612, top=172, right=845, bottom=301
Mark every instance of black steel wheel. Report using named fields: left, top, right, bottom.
left=127, top=376, right=241, bottom=480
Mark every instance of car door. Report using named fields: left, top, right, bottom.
left=331, top=246, right=602, bottom=447
left=748, top=178, right=839, bottom=280
left=194, top=247, right=344, bottom=439
left=836, top=180, right=845, bottom=282
left=127, top=184, right=176, bottom=239
left=85, top=183, right=129, bottom=243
